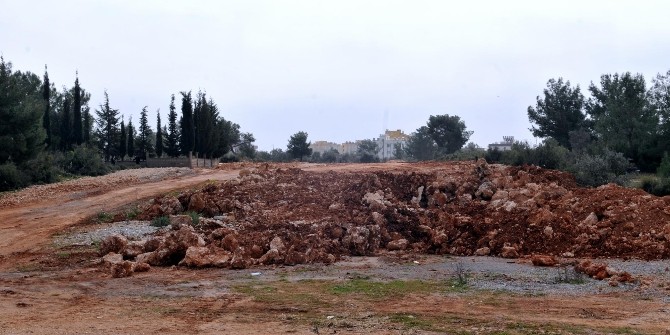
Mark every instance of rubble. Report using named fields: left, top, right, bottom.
left=101, top=161, right=670, bottom=271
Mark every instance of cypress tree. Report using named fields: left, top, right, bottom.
left=127, top=117, right=135, bottom=159
left=166, top=94, right=179, bottom=157
left=72, top=73, right=82, bottom=145
left=93, top=91, right=120, bottom=161
left=82, top=106, right=91, bottom=143
left=60, top=94, right=71, bottom=151
left=179, top=91, right=194, bottom=156
left=138, top=106, right=153, bottom=159
left=156, top=109, right=163, bottom=157
left=42, top=65, right=52, bottom=149
left=119, top=118, right=127, bottom=161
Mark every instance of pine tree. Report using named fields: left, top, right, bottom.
left=60, top=94, right=71, bottom=151
left=127, top=118, right=135, bottom=159
left=179, top=91, right=194, bottom=156
left=138, top=106, right=153, bottom=159
left=155, top=109, right=163, bottom=157
left=119, top=117, right=127, bottom=161
left=72, top=73, right=82, bottom=145
left=0, top=56, right=46, bottom=164
left=42, top=65, right=52, bottom=149
left=166, top=94, right=180, bottom=157
left=94, top=91, right=120, bottom=161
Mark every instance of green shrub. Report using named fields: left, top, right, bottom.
left=23, top=152, right=61, bottom=184
left=639, top=175, right=670, bottom=196
left=59, top=145, right=109, bottom=176
left=151, top=216, right=171, bottom=227
left=657, top=152, right=670, bottom=178
left=569, top=150, right=630, bottom=187
left=186, top=211, right=200, bottom=226
left=0, top=162, right=28, bottom=191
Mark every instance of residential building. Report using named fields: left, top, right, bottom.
left=376, top=129, right=410, bottom=160
left=488, top=136, right=514, bottom=151
left=310, top=141, right=340, bottom=154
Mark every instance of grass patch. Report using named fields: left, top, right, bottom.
left=125, top=206, right=140, bottom=220
left=389, top=313, right=436, bottom=330
left=151, top=215, right=170, bottom=227
left=186, top=211, right=200, bottom=226
left=330, top=279, right=445, bottom=299
left=96, top=211, right=114, bottom=224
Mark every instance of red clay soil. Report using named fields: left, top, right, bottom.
left=111, top=160, right=670, bottom=271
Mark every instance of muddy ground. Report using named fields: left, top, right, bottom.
left=0, top=162, right=669, bottom=334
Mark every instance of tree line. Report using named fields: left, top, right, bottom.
left=0, top=57, right=250, bottom=191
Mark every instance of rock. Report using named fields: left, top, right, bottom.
left=503, top=201, right=517, bottom=212
left=188, top=192, right=206, bottom=212
left=474, top=247, right=491, bottom=256
left=99, top=234, right=128, bottom=256
left=179, top=246, right=230, bottom=267
left=102, top=252, right=123, bottom=265
left=259, top=248, right=281, bottom=265
left=342, top=226, right=377, bottom=255
left=159, top=196, right=183, bottom=215
left=500, top=246, right=519, bottom=258
left=122, top=241, right=146, bottom=258
left=221, top=234, right=239, bottom=252
left=582, top=212, right=599, bottom=226
left=386, top=239, right=409, bottom=251
left=328, top=203, right=343, bottom=210
left=363, top=192, right=386, bottom=210
left=132, top=262, right=151, bottom=272
left=110, top=261, right=134, bottom=278
left=411, top=186, right=425, bottom=204
left=543, top=226, right=554, bottom=238
left=250, top=244, right=264, bottom=259
left=475, top=182, right=496, bottom=200
left=230, top=253, right=249, bottom=269
left=531, top=254, right=557, bottom=267
left=561, top=252, right=575, bottom=258
left=144, top=236, right=163, bottom=252
left=663, top=223, right=670, bottom=242
left=269, top=236, right=286, bottom=253
left=371, top=212, right=385, bottom=226
left=170, top=214, right=193, bottom=229
left=491, top=190, right=509, bottom=202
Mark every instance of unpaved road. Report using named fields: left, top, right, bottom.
left=0, top=163, right=669, bottom=334
left=0, top=168, right=240, bottom=259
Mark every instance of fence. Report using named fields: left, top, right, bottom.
left=115, top=154, right=218, bottom=169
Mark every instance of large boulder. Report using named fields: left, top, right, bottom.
left=179, top=246, right=231, bottom=267
left=99, top=234, right=128, bottom=256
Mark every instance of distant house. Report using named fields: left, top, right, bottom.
left=488, top=136, right=514, bottom=151
left=310, top=141, right=340, bottom=154
left=309, top=129, right=411, bottom=160
left=376, top=129, right=410, bottom=160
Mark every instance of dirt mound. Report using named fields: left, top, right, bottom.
left=118, top=160, right=670, bottom=269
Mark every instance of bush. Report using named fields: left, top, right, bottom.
left=657, top=152, right=670, bottom=178
left=639, top=175, right=670, bottom=196
left=0, top=162, right=28, bottom=191
left=59, top=145, right=109, bottom=176
left=151, top=216, right=171, bottom=227
left=569, top=150, right=630, bottom=187
left=23, top=152, right=61, bottom=184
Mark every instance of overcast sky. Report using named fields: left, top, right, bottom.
left=2, top=1, right=670, bottom=151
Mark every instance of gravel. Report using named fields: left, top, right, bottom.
left=54, top=220, right=166, bottom=246
left=0, top=167, right=194, bottom=208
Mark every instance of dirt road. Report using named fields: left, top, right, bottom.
left=0, top=168, right=240, bottom=259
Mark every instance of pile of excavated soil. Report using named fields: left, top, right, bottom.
left=99, top=160, right=670, bottom=273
